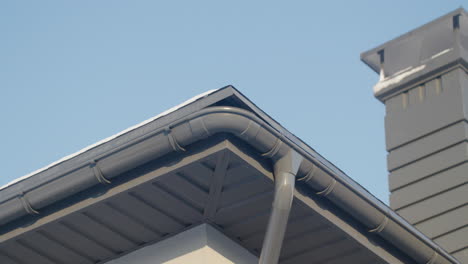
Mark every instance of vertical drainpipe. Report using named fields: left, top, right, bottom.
left=259, top=149, right=303, bottom=264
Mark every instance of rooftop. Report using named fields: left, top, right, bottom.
left=0, top=86, right=459, bottom=264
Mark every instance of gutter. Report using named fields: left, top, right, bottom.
left=0, top=106, right=459, bottom=264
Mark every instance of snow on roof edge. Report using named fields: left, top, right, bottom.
left=0, top=89, right=220, bottom=191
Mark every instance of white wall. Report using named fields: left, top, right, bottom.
left=106, top=224, right=258, bottom=264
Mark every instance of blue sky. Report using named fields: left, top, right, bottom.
left=0, top=1, right=464, bottom=203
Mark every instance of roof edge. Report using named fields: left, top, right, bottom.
left=0, top=106, right=459, bottom=264
left=0, top=87, right=239, bottom=192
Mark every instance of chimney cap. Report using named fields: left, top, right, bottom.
left=361, top=7, right=468, bottom=76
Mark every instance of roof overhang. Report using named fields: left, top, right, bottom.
left=0, top=87, right=459, bottom=264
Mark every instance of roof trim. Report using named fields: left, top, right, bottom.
left=0, top=102, right=459, bottom=263
left=0, top=89, right=221, bottom=191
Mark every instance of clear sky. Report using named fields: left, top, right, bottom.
left=0, top=1, right=464, bottom=203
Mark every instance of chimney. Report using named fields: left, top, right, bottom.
left=361, top=8, right=468, bottom=263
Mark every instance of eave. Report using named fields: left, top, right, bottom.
left=0, top=86, right=459, bottom=264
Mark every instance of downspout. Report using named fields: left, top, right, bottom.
left=259, top=150, right=303, bottom=264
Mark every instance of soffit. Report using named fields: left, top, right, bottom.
left=0, top=137, right=402, bottom=264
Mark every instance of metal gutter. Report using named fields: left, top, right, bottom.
left=0, top=106, right=459, bottom=264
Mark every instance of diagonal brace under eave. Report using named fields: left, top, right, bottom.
left=203, top=150, right=231, bottom=220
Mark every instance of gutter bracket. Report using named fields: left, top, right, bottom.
left=90, top=161, right=111, bottom=185
left=316, top=179, right=337, bottom=197
left=369, top=216, right=389, bottom=233
left=297, top=164, right=317, bottom=182
left=259, top=149, right=303, bottom=264
left=262, top=137, right=283, bottom=158
left=165, top=128, right=186, bottom=152
left=18, top=193, right=39, bottom=215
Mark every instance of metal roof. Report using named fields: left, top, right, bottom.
left=0, top=86, right=460, bottom=264
left=0, top=89, right=220, bottom=192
